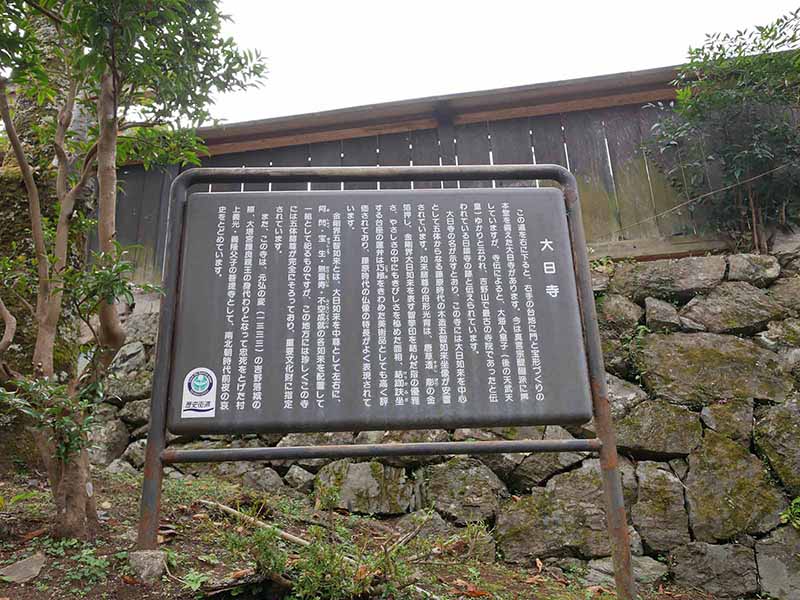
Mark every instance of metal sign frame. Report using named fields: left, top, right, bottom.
left=136, top=165, right=635, bottom=599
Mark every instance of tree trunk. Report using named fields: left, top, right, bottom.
left=32, top=430, right=98, bottom=539
left=95, top=70, right=126, bottom=354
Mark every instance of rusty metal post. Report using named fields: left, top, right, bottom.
left=559, top=170, right=636, bottom=600
left=136, top=175, right=189, bottom=550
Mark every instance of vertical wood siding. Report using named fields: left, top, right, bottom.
left=115, top=102, right=701, bottom=282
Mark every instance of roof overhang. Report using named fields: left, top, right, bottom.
left=198, top=65, right=678, bottom=156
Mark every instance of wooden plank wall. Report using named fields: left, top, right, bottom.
left=116, top=103, right=708, bottom=282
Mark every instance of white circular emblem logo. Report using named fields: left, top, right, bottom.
left=188, top=371, right=212, bottom=396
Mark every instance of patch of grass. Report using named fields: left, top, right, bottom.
left=162, top=475, right=241, bottom=506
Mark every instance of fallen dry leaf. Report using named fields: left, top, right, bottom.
left=19, top=528, right=47, bottom=541
left=122, top=575, right=138, bottom=585
left=535, top=557, right=543, bottom=573
left=586, top=585, right=615, bottom=596
left=228, top=568, right=254, bottom=580
left=448, top=581, right=492, bottom=597
left=355, top=564, right=372, bottom=581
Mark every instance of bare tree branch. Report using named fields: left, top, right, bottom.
left=54, top=78, right=79, bottom=202
left=0, top=79, right=51, bottom=315
left=8, top=287, right=36, bottom=319
left=23, top=0, right=67, bottom=25
left=0, top=294, right=17, bottom=355
left=118, top=120, right=160, bottom=132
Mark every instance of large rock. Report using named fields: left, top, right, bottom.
left=106, top=457, right=138, bottom=476
left=636, top=333, right=794, bottom=407
left=0, top=552, right=45, bottom=584
left=771, top=228, right=800, bottom=276
left=644, top=297, right=681, bottom=332
left=685, top=431, right=785, bottom=542
left=453, top=426, right=545, bottom=482
left=105, top=370, right=153, bottom=406
left=122, top=312, right=159, bottom=346
left=423, top=457, right=508, bottom=524
left=396, top=510, right=455, bottom=540
left=608, top=255, right=726, bottom=303
left=496, top=490, right=610, bottom=561
left=122, top=439, right=147, bottom=469
left=496, top=458, right=636, bottom=562
left=507, top=427, right=586, bottom=492
left=755, top=400, right=800, bottom=495
left=600, top=335, right=634, bottom=379
left=583, top=555, right=667, bottom=588
left=700, top=398, right=753, bottom=447
left=273, top=431, right=355, bottom=471
left=315, top=459, right=412, bottom=515
left=87, top=405, right=130, bottom=466
left=597, top=294, right=643, bottom=334
left=118, top=398, right=151, bottom=427
left=128, top=550, right=166, bottom=585
left=112, top=341, right=147, bottom=373
left=669, top=543, right=758, bottom=599
left=615, top=400, right=701, bottom=458
left=605, top=372, right=648, bottom=419
left=631, top=462, right=690, bottom=553
left=284, top=465, right=315, bottom=492
left=727, top=253, right=780, bottom=286
left=769, top=276, right=800, bottom=313
left=596, top=294, right=645, bottom=381
left=679, top=281, right=786, bottom=335
left=591, top=269, right=610, bottom=293
left=375, top=429, right=450, bottom=467
left=243, top=467, right=286, bottom=492
left=756, top=317, right=800, bottom=351
left=756, top=526, right=800, bottom=600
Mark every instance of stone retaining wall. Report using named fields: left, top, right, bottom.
left=93, top=230, right=800, bottom=598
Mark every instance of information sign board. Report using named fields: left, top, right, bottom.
left=167, top=188, right=591, bottom=434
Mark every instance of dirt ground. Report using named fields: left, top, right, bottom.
left=0, top=463, right=712, bottom=600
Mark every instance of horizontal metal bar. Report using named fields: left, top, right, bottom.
left=161, top=438, right=602, bottom=464
left=175, top=164, right=574, bottom=187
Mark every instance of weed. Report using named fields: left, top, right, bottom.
left=290, top=527, right=368, bottom=600
left=181, top=569, right=210, bottom=592
left=780, top=497, right=800, bottom=529
left=64, top=547, right=109, bottom=586
left=590, top=255, right=615, bottom=273
left=41, top=536, right=81, bottom=557
left=250, top=526, right=287, bottom=576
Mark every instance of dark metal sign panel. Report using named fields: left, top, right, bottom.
left=166, top=188, right=591, bottom=434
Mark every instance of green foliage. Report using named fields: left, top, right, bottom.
left=651, top=8, right=800, bottom=250
left=0, top=242, right=149, bottom=460
left=0, top=490, right=38, bottom=512
left=2, top=0, right=266, bottom=169
left=0, top=377, right=101, bottom=461
left=64, top=547, right=110, bottom=585
left=780, top=497, right=800, bottom=529
left=181, top=569, right=210, bottom=592
left=289, top=527, right=371, bottom=600
left=250, top=526, right=288, bottom=576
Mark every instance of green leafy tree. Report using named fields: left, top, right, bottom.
left=652, top=8, right=800, bottom=252
left=0, top=0, right=265, bottom=539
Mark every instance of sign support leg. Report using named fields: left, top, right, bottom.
left=136, top=400, right=167, bottom=549
left=562, top=178, right=636, bottom=600
left=136, top=178, right=188, bottom=550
